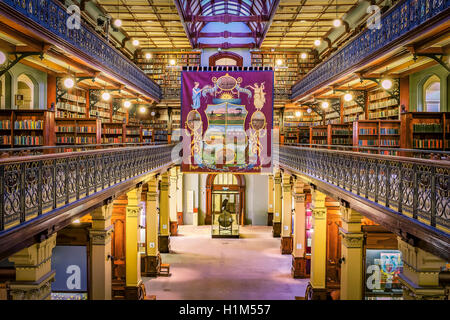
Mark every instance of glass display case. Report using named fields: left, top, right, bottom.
left=211, top=190, right=240, bottom=238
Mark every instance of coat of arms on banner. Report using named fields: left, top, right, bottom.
left=181, top=71, right=273, bottom=173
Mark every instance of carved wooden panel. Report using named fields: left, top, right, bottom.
left=326, top=206, right=341, bottom=289
left=111, top=194, right=127, bottom=284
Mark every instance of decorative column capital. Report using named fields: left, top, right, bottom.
left=126, top=207, right=141, bottom=218
left=312, top=208, right=327, bottom=220
left=339, top=229, right=364, bottom=248
left=294, top=193, right=305, bottom=203
left=89, top=226, right=113, bottom=245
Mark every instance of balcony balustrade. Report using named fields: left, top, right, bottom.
left=0, top=144, right=177, bottom=232
left=277, top=145, right=449, bottom=234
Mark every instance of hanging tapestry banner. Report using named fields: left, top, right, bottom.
left=181, top=70, right=273, bottom=173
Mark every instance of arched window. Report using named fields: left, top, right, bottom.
left=423, top=75, right=440, bottom=112
left=16, top=74, right=35, bottom=109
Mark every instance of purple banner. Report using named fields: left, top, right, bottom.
left=181, top=70, right=273, bottom=173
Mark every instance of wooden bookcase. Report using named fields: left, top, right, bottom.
left=143, top=120, right=169, bottom=143
left=400, top=112, right=450, bottom=150
left=329, top=123, right=353, bottom=146
left=102, top=122, right=125, bottom=144
left=310, top=125, right=328, bottom=145
left=89, top=100, right=111, bottom=123
left=251, top=51, right=316, bottom=99
left=55, top=118, right=101, bottom=145
left=368, top=88, right=399, bottom=120
left=56, top=88, right=87, bottom=119
left=343, top=99, right=365, bottom=123
left=136, top=51, right=201, bottom=99
left=0, top=110, right=54, bottom=148
left=125, top=125, right=142, bottom=143
left=353, top=120, right=401, bottom=154
left=142, top=127, right=154, bottom=144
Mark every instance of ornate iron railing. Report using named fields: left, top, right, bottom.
left=277, top=145, right=449, bottom=233
left=0, top=144, right=177, bottom=232
left=291, top=0, right=450, bottom=100
left=1, top=0, right=162, bottom=101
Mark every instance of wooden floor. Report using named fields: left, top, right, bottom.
left=144, top=225, right=309, bottom=300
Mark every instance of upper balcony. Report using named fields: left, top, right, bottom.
left=0, top=0, right=162, bottom=102
left=291, top=0, right=449, bottom=101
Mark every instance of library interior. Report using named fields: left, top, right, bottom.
left=0, top=0, right=449, bottom=301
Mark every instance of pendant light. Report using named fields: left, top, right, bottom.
left=333, top=0, right=342, bottom=27
left=114, top=0, right=122, bottom=27
left=314, top=21, right=321, bottom=46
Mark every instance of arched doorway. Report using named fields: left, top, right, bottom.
left=16, top=73, right=37, bottom=109
left=206, top=173, right=245, bottom=225
left=209, top=52, right=243, bottom=67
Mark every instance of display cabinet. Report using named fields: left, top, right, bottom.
left=211, top=191, right=240, bottom=238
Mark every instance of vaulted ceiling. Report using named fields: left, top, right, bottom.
left=96, top=0, right=376, bottom=51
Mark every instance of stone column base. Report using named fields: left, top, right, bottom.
left=158, top=235, right=170, bottom=253
left=281, top=236, right=293, bottom=254
left=170, top=221, right=178, bottom=236
left=267, top=212, right=273, bottom=226
left=272, top=222, right=281, bottom=238
left=9, top=271, right=55, bottom=300
left=291, top=256, right=309, bottom=278
left=305, top=283, right=328, bottom=300
left=141, top=255, right=160, bottom=277
left=125, top=281, right=144, bottom=300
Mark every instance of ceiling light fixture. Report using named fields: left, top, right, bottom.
left=321, top=101, right=329, bottom=109
left=307, top=108, right=312, bottom=114
left=114, top=19, right=122, bottom=28
left=169, top=59, right=176, bottom=66
left=145, top=52, right=152, bottom=59
left=344, top=93, right=353, bottom=102
left=102, top=91, right=111, bottom=101
left=314, top=39, right=321, bottom=46
left=132, top=39, right=139, bottom=46
left=63, top=77, right=75, bottom=89
left=276, top=59, right=283, bottom=66
left=295, top=111, right=301, bottom=117
left=300, top=52, right=307, bottom=59
left=123, top=100, right=131, bottom=108
left=381, top=79, right=393, bottom=90
left=139, top=106, right=146, bottom=114
left=333, top=0, right=341, bottom=28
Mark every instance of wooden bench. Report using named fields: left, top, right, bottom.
left=159, top=263, right=171, bottom=277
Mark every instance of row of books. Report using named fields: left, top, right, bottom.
left=0, top=135, right=11, bottom=145
left=413, top=139, right=443, bottom=149
left=312, top=130, right=327, bottom=136
left=332, top=129, right=352, bottom=135
left=344, top=114, right=365, bottom=123
left=102, top=137, right=123, bottom=143
left=126, top=129, right=140, bottom=135
left=103, top=128, right=123, bottom=134
left=369, top=91, right=391, bottom=101
left=57, top=102, right=85, bottom=114
left=332, top=138, right=352, bottom=145
left=14, top=120, right=43, bottom=130
left=311, top=139, right=327, bottom=145
left=413, top=123, right=442, bottom=133
left=142, top=129, right=153, bottom=136
left=380, top=128, right=399, bottom=135
left=56, top=136, right=75, bottom=144
left=14, top=135, right=43, bottom=145
left=380, top=140, right=400, bottom=147
left=0, top=120, right=11, bottom=129
left=358, top=139, right=377, bottom=146
left=60, top=93, right=86, bottom=103
left=368, top=99, right=397, bottom=110
left=125, top=137, right=140, bottom=143
left=75, top=137, right=97, bottom=144
left=359, top=128, right=377, bottom=135
left=368, top=109, right=399, bottom=119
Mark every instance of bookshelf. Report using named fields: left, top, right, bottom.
left=142, top=120, right=169, bottom=143
left=251, top=51, right=316, bottom=100
left=55, top=118, right=101, bottom=145
left=136, top=52, right=201, bottom=99
left=56, top=88, right=87, bottom=119
left=353, top=120, right=401, bottom=154
left=343, top=99, right=365, bottom=123
left=400, top=112, right=450, bottom=151
left=368, top=88, right=399, bottom=120
left=125, top=125, right=142, bottom=143
left=310, top=125, right=328, bottom=145
left=102, top=122, right=125, bottom=144
left=0, top=110, right=53, bottom=148
left=329, top=124, right=353, bottom=146
left=142, top=127, right=154, bottom=144
left=89, top=99, right=111, bottom=123
left=283, top=109, right=310, bottom=145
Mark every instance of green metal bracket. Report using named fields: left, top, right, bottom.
left=0, top=52, right=43, bottom=77
left=416, top=53, right=450, bottom=73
